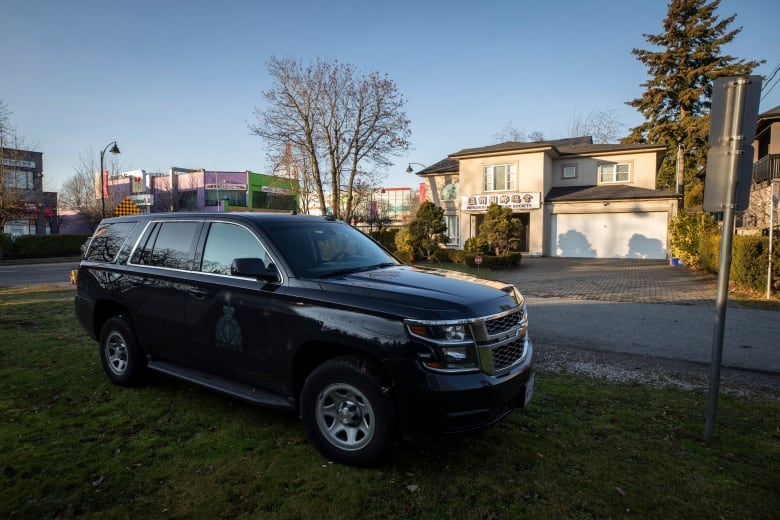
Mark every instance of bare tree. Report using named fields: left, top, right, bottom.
left=0, top=100, right=28, bottom=258
left=59, top=148, right=125, bottom=228
left=250, top=57, right=411, bottom=220
left=493, top=121, right=545, bottom=143
left=566, top=109, right=625, bottom=143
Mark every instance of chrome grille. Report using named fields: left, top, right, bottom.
left=476, top=307, right=528, bottom=375
left=491, top=339, right=525, bottom=371
left=485, top=310, right=522, bottom=335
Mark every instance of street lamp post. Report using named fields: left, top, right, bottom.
left=100, top=141, right=121, bottom=218
left=405, top=162, right=428, bottom=174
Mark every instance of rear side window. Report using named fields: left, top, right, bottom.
left=132, top=221, right=200, bottom=270
left=85, top=222, right=138, bottom=263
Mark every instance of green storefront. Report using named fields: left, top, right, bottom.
left=246, top=172, right=300, bottom=213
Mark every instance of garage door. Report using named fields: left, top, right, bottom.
left=551, top=212, right=668, bottom=259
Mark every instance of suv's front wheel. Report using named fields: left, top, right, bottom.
left=301, top=356, right=395, bottom=466
left=99, top=315, right=146, bottom=386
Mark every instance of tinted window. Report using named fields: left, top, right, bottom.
left=264, top=221, right=398, bottom=277
left=200, top=222, right=267, bottom=275
left=86, top=222, right=138, bottom=262
left=139, top=221, right=199, bottom=270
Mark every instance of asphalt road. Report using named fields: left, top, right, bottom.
left=0, top=260, right=79, bottom=288
left=494, top=257, right=780, bottom=378
left=3, top=257, right=778, bottom=380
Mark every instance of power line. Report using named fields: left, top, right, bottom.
left=760, top=62, right=780, bottom=102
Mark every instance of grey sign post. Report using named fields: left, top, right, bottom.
left=702, top=76, right=762, bottom=443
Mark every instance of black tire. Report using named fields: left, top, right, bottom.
left=300, top=356, right=395, bottom=466
left=99, top=315, right=146, bottom=387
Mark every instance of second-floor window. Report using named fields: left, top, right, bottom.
left=483, top=164, right=516, bottom=191
left=599, top=163, right=631, bottom=183
left=3, top=170, right=35, bottom=189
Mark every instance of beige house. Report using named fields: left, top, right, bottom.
left=415, top=136, right=679, bottom=259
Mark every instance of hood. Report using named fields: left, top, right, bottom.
left=310, top=265, right=523, bottom=321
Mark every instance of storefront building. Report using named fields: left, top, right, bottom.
left=105, top=169, right=299, bottom=215
left=1, top=147, right=58, bottom=236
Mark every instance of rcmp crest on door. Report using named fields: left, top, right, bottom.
left=216, top=301, right=243, bottom=351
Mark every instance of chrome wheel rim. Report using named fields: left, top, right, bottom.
left=105, top=331, right=129, bottom=375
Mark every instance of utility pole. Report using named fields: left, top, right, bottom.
left=768, top=180, right=778, bottom=299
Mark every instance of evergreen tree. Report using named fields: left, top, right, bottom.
left=479, top=204, right=523, bottom=255
left=407, top=201, right=448, bottom=260
left=624, top=0, right=762, bottom=205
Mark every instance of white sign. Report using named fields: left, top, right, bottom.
left=129, top=194, right=153, bottom=206
left=205, top=183, right=247, bottom=191
left=261, top=186, right=291, bottom=195
left=462, top=192, right=541, bottom=211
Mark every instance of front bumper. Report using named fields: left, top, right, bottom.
left=392, top=337, right=534, bottom=438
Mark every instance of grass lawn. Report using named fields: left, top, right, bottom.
left=1, top=286, right=778, bottom=519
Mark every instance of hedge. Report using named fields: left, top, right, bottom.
left=464, top=252, right=522, bottom=269
left=699, top=231, right=780, bottom=293
left=0, top=234, right=90, bottom=259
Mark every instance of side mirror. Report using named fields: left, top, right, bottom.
left=231, top=258, right=280, bottom=282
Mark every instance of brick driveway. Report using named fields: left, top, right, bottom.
left=497, top=257, right=718, bottom=306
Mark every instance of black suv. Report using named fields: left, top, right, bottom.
left=75, top=212, right=534, bottom=465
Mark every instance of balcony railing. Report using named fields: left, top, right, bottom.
left=752, top=154, right=780, bottom=184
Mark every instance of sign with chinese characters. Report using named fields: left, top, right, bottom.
left=462, top=192, right=541, bottom=211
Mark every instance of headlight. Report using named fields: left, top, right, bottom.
left=406, top=321, right=478, bottom=372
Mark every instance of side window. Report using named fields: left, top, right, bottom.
left=132, top=221, right=199, bottom=270
left=200, top=222, right=266, bottom=275
left=562, top=164, right=577, bottom=179
left=85, top=222, right=138, bottom=263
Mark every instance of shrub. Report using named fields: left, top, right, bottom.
left=0, top=234, right=89, bottom=259
left=464, top=252, right=522, bottom=269
left=698, top=230, right=720, bottom=273
left=479, top=204, right=523, bottom=255
left=0, top=234, right=14, bottom=259
left=731, top=236, right=768, bottom=292
left=464, top=236, right=489, bottom=254
left=669, top=211, right=715, bottom=268
left=369, top=227, right=398, bottom=251
left=393, top=227, right=416, bottom=263
left=408, top=202, right=448, bottom=259
left=696, top=231, right=780, bottom=295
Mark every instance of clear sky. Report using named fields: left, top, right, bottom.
left=2, top=0, right=778, bottom=192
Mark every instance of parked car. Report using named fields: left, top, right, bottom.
left=74, top=212, right=534, bottom=465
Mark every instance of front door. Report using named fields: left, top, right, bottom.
left=185, top=221, right=281, bottom=391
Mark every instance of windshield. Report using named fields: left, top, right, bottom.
left=263, top=220, right=401, bottom=278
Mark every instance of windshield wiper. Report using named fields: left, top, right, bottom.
left=318, top=263, right=396, bottom=279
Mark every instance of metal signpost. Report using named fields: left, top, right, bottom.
left=702, top=76, right=762, bottom=443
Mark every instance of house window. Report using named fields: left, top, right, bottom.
left=599, top=163, right=631, bottom=183
left=562, top=164, right=577, bottom=179
left=483, top=164, right=516, bottom=191
left=445, top=215, right=459, bottom=245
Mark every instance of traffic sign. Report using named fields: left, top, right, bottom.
left=702, top=76, right=762, bottom=212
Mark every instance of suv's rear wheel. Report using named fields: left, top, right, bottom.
left=99, top=316, right=146, bottom=386
left=301, top=356, right=394, bottom=466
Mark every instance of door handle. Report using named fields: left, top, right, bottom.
left=188, top=288, right=209, bottom=300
